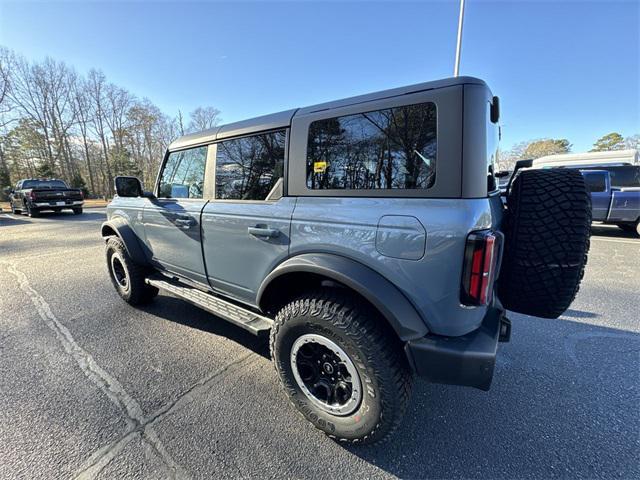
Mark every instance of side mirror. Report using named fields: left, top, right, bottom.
left=114, top=176, right=143, bottom=198
left=490, top=96, right=500, bottom=123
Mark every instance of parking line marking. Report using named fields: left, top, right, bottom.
left=1, top=261, right=188, bottom=480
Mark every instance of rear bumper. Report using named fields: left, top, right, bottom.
left=33, top=200, right=84, bottom=208
left=405, top=305, right=509, bottom=391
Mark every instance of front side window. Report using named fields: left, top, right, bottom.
left=158, top=146, right=207, bottom=199
left=215, top=130, right=286, bottom=200
left=306, top=102, right=437, bottom=190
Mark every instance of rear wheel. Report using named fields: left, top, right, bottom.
left=10, top=202, right=21, bottom=214
left=270, top=289, right=412, bottom=444
left=27, top=204, right=40, bottom=217
left=73, top=208, right=83, bottom=215
left=105, top=236, right=158, bottom=305
left=498, top=169, right=591, bottom=318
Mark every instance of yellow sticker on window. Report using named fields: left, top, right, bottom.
left=313, top=161, right=327, bottom=173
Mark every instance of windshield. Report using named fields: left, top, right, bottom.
left=22, top=180, right=68, bottom=189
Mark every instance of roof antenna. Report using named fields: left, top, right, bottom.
left=454, top=0, right=465, bottom=77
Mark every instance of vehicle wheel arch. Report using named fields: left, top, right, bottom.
left=101, top=218, right=150, bottom=266
left=257, top=253, right=429, bottom=343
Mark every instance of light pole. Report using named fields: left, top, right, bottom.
left=454, top=0, right=465, bottom=77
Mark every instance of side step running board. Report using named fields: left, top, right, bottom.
left=146, top=275, right=273, bottom=335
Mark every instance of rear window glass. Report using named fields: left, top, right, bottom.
left=22, top=180, right=68, bottom=189
left=306, top=102, right=436, bottom=190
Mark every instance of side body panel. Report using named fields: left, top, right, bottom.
left=289, top=196, right=500, bottom=337
left=608, top=190, right=640, bottom=222
left=201, top=197, right=296, bottom=305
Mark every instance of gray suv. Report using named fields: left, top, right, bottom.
left=102, top=76, right=591, bottom=444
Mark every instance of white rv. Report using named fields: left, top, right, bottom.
left=533, top=149, right=639, bottom=168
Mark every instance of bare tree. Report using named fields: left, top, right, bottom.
left=188, top=106, right=221, bottom=133
left=0, top=46, right=221, bottom=196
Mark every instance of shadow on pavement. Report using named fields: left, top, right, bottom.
left=347, top=315, right=639, bottom=478
left=140, top=294, right=270, bottom=360
left=0, top=214, right=31, bottom=226
left=590, top=224, right=638, bottom=239
left=137, top=292, right=639, bottom=478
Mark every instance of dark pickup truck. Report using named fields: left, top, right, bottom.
left=9, top=178, right=84, bottom=217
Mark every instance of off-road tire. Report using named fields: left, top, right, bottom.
left=105, top=236, right=158, bottom=305
left=73, top=208, right=83, bottom=215
left=499, top=169, right=591, bottom=318
left=270, top=289, right=412, bottom=444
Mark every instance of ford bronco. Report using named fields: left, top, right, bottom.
left=101, top=76, right=591, bottom=444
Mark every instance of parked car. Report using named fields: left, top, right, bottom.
left=9, top=178, right=84, bottom=217
left=581, top=169, right=640, bottom=235
left=101, top=76, right=591, bottom=444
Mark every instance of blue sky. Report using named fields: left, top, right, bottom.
left=1, top=0, right=638, bottom=152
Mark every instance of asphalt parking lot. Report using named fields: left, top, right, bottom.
left=0, top=209, right=638, bottom=479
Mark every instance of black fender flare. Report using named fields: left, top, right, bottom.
left=100, top=218, right=150, bottom=266
left=257, top=253, right=428, bottom=342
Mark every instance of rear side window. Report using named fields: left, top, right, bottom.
left=158, top=146, right=207, bottom=198
left=306, top=102, right=437, bottom=190
left=608, top=166, right=640, bottom=188
left=582, top=173, right=607, bottom=192
left=215, top=130, right=286, bottom=201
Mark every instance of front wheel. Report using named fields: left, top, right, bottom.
left=270, top=290, right=412, bottom=444
left=105, top=236, right=158, bottom=305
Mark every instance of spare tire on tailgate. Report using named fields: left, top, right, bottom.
left=498, top=168, right=591, bottom=318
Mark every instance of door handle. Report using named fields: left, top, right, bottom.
left=248, top=226, right=280, bottom=238
left=175, top=217, right=196, bottom=229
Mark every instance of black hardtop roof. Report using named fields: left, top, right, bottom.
left=169, top=76, right=487, bottom=151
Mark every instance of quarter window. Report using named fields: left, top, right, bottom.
left=158, top=146, right=207, bottom=199
left=306, top=102, right=437, bottom=190
left=215, top=130, right=286, bottom=201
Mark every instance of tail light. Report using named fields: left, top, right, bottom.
left=461, top=231, right=501, bottom=306
left=29, top=191, right=36, bottom=200
left=79, top=190, right=84, bottom=199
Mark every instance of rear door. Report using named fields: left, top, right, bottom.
left=142, top=145, right=212, bottom=284
left=201, top=129, right=294, bottom=305
left=581, top=170, right=610, bottom=221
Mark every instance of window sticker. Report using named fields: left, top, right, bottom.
left=314, top=161, right=328, bottom=173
